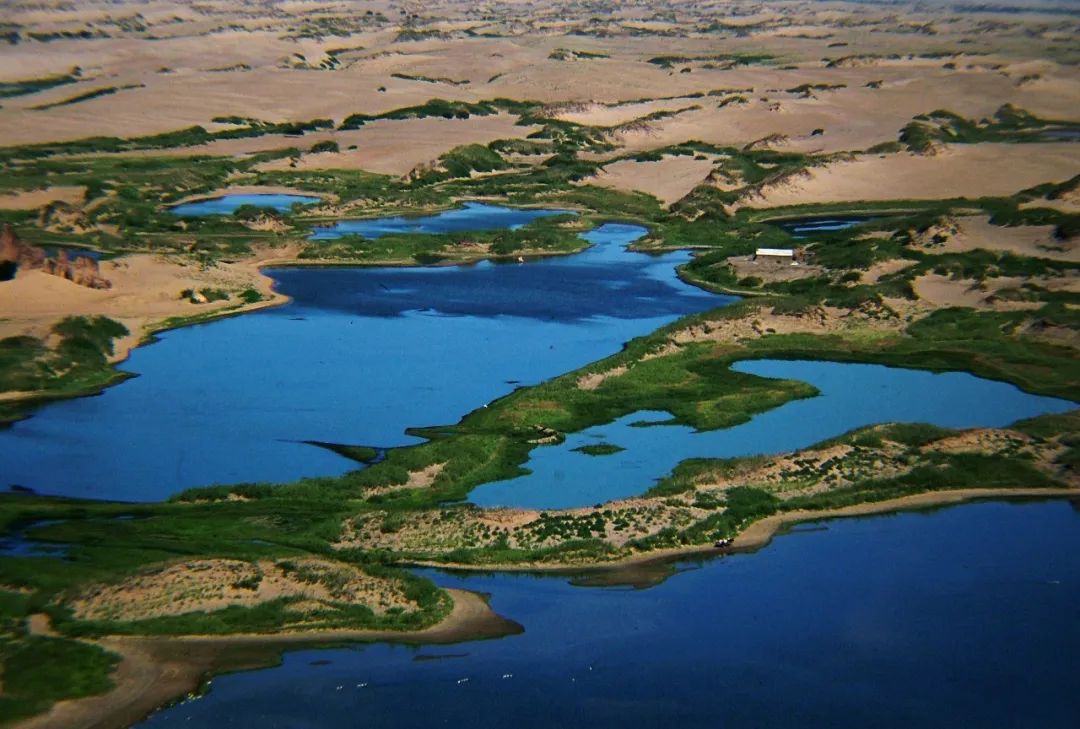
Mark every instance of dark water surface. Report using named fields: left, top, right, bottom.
left=137, top=500, right=1080, bottom=729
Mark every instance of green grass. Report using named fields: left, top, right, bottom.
left=0, top=636, right=119, bottom=723
left=899, top=105, right=1080, bottom=152
left=0, top=72, right=79, bottom=99
left=572, top=443, right=626, bottom=456
left=30, top=84, right=143, bottom=111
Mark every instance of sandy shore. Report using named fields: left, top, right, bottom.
left=0, top=249, right=293, bottom=407
left=14, top=588, right=521, bottom=729
left=405, top=487, right=1079, bottom=574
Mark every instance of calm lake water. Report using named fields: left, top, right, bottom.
left=0, top=211, right=723, bottom=501
left=137, top=499, right=1080, bottom=729
left=169, top=193, right=322, bottom=216
left=471, top=359, right=1076, bottom=509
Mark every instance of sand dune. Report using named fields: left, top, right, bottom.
left=743, top=144, right=1080, bottom=207
left=586, top=155, right=715, bottom=206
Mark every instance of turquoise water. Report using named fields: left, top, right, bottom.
left=0, top=219, right=723, bottom=501
left=470, top=359, right=1076, bottom=509
left=136, top=499, right=1080, bottom=729
left=169, top=193, right=322, bottom=216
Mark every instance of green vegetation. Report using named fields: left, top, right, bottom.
left=646, top=53, right=775, bottom=69
left=899, top=104, right=1080, bottom=152
left=549, top=49, right=609, bottom=60
left=299, top=213, right=587, bottom=263
left=340, top=99, right=501, bottom=129
left=0, top=70, right=80, bottom=99
left=30, top=84, right=143, bottom=110
left=0, top=317, right=130, bottom=421
left=0, top=634, right=119, bottom=722
left=390, top=73, right=468, bottom=86
left=572, top=443, right=626, bottom=456
left=0, top=94, right=1077, bottom=715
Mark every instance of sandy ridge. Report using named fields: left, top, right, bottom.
left=401, top=487, right=1079, bottom=573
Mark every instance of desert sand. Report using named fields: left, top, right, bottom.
left=0, top=249, right=289, bottom=363
left=743, top=144, right=1080, bottom=207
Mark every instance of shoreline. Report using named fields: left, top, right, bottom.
left=401, top=487, right=1080, bottom=574
left=13, top=588, right=522, bottom=729
left=12, top=488, right=1077, bottom=729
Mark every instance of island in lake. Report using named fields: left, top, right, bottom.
left=0, top=1, right=1077, bottom=727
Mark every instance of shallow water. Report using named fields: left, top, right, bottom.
left=0, top=519, right=67, bottom=557
left=136, top=499, right=1080, bottom=729
left=470, top=359, right=1076, bottom=509
left=0, top=217, right=723, bottom=501
left=169, top=193, right=322, bottom=216
left=773, top=215, right=882, bottom=238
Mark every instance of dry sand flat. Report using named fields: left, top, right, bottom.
left=0, top=187, right=85, bottom=209
left=0, top=251, right=287, bottom=363
left=587, top=155, right=716, bottom=207
left=743, top=144, right=1080, bottom=207
left=3, top=0, right=1078, bottom=149
left=911, top=273, right=1044, bottom=311
left=921, top=216, right=1079, bottom=263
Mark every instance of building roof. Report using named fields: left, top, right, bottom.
left=755, top=248, right=795, bottom=257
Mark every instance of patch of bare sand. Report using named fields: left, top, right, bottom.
left=743, top=144, right=1080, bottom=207
left=577, top=365, right=628, bottom=391
left=0, top=187, right=85, bottom=210
left=919, top=215, right=1079, bottom=262
left=69, top=558, right=417, bottom=622
left=0, top=249, right=289, bottom=364
left=586, top=155, right=715, bottom=207
left=861, top=257, right=916, bottom=284
left=912, top=273, right=1043, bottom=310
left=406, top=462, right=446, bottom=489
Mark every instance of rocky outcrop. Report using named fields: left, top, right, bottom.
left=43, top=250, right=111, bottom=289
left=0, top=223, right=46, bottom=268
left=0, top=223, right=110, bottom=289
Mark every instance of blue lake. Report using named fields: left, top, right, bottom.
left=2, top=203, right=1074, bottom=503
left=310, top=202, right=568, bottom=239
left=471, top=359, right=1076, bottom=510
left=0, top=217, right=723, bottom=501
left=169, top=193, right=322, bottom=216
left=136, top=499, right=1080, bottom=729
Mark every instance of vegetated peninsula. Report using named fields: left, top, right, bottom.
left=0, top=0, right=1078, bottom=727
